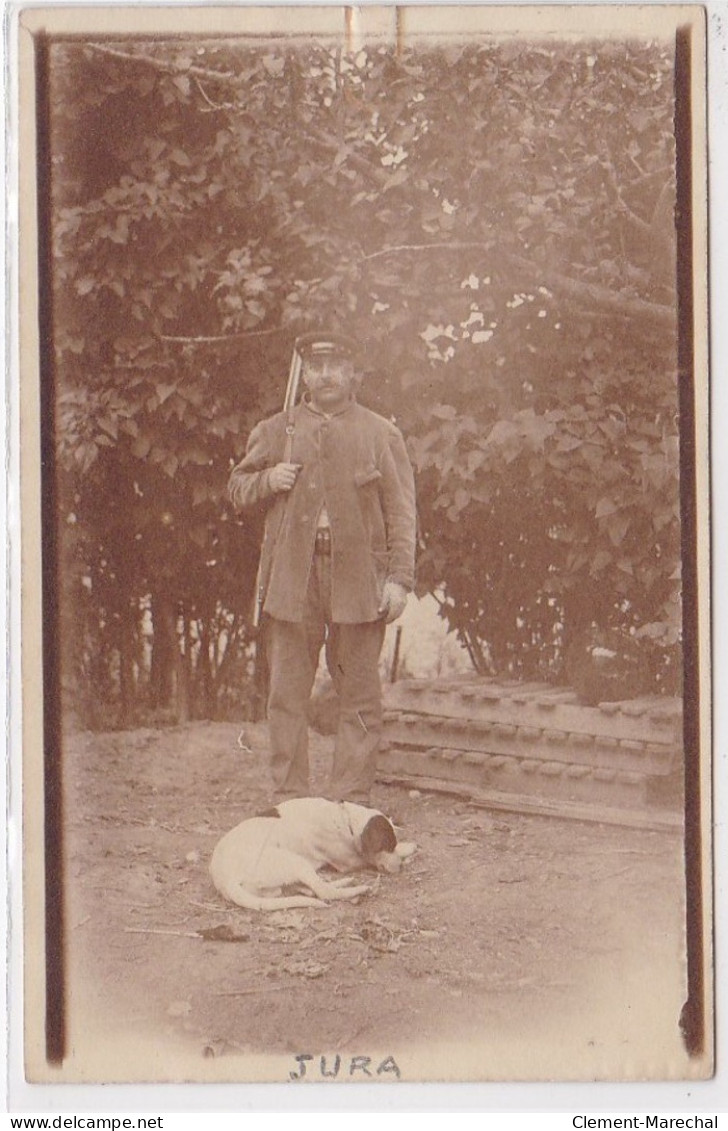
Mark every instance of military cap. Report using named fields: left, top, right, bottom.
left=294, top=331, right=358, bottom=360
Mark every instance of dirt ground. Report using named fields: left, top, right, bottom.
left=58, top=719, right=690, bottom=1083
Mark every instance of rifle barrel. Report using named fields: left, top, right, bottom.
left=284, top=348, right=303, bottom=413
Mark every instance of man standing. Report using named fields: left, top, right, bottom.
left=228, top=332, right=416, bottom=804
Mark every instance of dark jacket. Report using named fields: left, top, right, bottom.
left=228, top=397, right=416, bottom=623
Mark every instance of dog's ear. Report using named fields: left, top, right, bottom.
left=359, top=815, right=397, bottom=861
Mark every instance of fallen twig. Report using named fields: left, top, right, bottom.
left=124, top=926, right=200, bottom=939
left=189, top=899, right=223, bottom=913
left=597, top=866, right=636, bottom=881
left=213, top=984, right=295, bottom=997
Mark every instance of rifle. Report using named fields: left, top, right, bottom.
left=252, top=340, right=304, bottom=630
left=283, top=339, right=304, bottom=459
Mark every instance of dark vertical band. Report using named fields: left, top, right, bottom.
left=674, top=21, right=706, bottom=1060
left=35, top=30, right=66, bottom=1065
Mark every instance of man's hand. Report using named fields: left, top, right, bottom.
left=268, top=462, right=302, bottom=493
left=378, top=580, right=409, bottom=624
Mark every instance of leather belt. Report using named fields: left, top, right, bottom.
left=314, top=528, right=332, bottom=556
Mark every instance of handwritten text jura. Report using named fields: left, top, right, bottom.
left=289, top=1054, right=401, bottom=1081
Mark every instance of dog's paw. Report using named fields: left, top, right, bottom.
left=336, top=883, right=370, bottom=901
left=374, top=850, right=402, bottom=874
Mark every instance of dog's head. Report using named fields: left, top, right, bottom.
left=360, top=814, right=399, bottom=871
left=344, top=808, right=401, bottom=873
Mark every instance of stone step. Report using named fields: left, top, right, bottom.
left=383, top=679, right=681, bottom=745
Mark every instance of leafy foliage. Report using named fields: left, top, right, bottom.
left=48, top=32, right=681, bottom=721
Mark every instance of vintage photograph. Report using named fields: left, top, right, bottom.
left=17, top=4, right=711, bottom=1085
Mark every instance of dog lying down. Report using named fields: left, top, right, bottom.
left=210, top=797, right=417, bottom=912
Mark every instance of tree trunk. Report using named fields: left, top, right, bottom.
left=197, top=617, right=215, bottom=719
left=149, top=592, right=174, bottom=709
left=150, top=592, right=188, bottom=717
left=181, top=611, right=193, bottom=720
left=118, top=603, right=135, bottom=726
left=167, top=604, right=190, bottom=724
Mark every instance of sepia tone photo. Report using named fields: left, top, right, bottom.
left=16, top=4, right=711, bottom=1087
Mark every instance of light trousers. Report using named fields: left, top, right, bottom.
left=266, top=553, right=386, bottom=802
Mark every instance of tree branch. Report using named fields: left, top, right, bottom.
left=194, top=79, right=236, bottom=112
left=307, top=127, right=387, bottom=187
left=87, top=42, right=235, bottom=85
left=363, top=242, right=490, bottom=261
left=360, top=241, right=676, bottom=327
left=158, top=327, right=285, bottom=345
left=86, top=43, right=387, bottom=188
left=509, top=254, right=676, bottom=328
left=84, top=42, right=677, bottom=329
left=598, top=140, right=652, bottom=235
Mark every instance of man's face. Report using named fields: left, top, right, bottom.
left=302, top=355, right=356, bottom=412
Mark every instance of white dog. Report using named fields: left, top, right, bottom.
left=210, top=797, right=416, bottom=912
